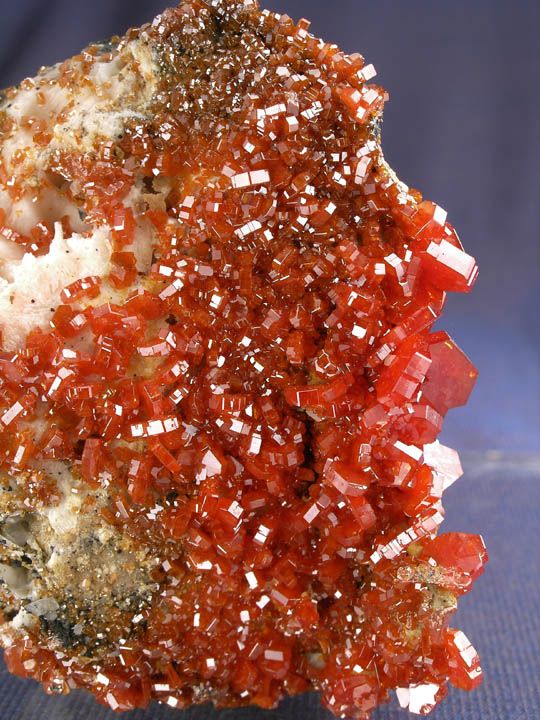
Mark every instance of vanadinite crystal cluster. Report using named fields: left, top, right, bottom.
left=0, top=1, right=487, bottom=717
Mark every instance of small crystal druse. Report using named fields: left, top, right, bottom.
left=0, top=2, right=486, bottom=717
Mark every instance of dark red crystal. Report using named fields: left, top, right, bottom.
left=0, top=1, right=486, bottom=717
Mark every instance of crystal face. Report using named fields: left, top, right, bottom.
left=0, top=1, right=486, bottom=717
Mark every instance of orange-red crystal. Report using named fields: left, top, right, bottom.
left=0, top=1, right=486, bottom=717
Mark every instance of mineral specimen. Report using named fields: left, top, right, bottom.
left=0, top=1, right=486, bottom=717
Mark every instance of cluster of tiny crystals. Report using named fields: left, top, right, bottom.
left=0, top=1, right=486, bottom=717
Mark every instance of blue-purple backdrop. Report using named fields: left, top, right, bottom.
left=0, top=2, right=538, bottom=720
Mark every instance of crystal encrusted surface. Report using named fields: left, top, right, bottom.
left=0, top=1, right=486, bottom=717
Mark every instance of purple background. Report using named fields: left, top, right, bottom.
left=0, top=2, right=538, bottom=719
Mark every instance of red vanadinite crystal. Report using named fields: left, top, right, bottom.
left=0, top=1, right=487, bottom=717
